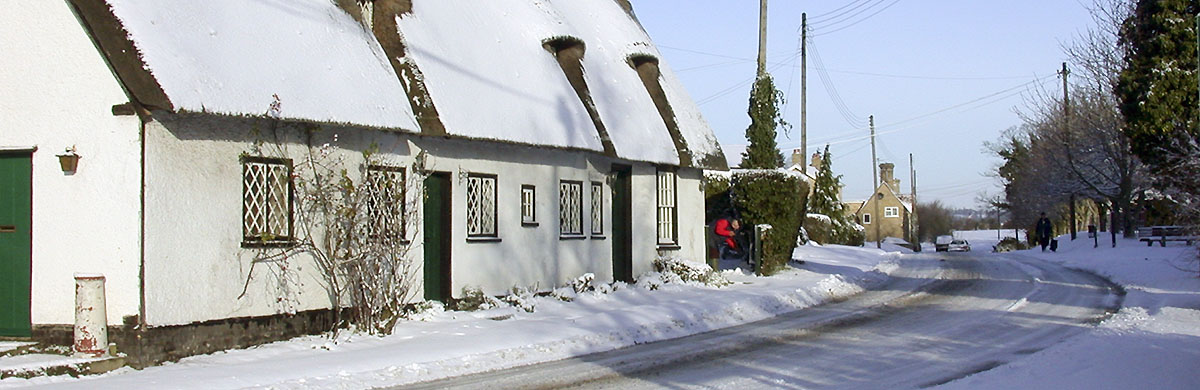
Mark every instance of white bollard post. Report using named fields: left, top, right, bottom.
left=73, top=273, right=108, bottom=357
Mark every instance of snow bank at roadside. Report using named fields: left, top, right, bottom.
left=0, top=245, right=901, bottom=389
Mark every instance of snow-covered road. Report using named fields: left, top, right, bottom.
left=399, top=252, right=1122, bottom=389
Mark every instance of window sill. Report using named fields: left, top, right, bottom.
left=559, top=235, right=588, bottom=240
left=466, top=237, right=502, bottom=243
left=656, top=244, right=682, bottom=250
left=590, top=235, right=606, bottom=240
left=241, top=239, right=296, bottom=249
left=522, top=222, right=539, bottom=227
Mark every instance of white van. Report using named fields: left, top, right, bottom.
left=935, top=235, right=954, bottom=252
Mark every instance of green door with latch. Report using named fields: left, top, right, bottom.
left=423, top=173, right=451, bottom=302
left=611, top=165, right=633, bottom=283
left=0, top=152, right=32, bottom=337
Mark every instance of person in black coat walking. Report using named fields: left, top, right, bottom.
left=1036, top=212, right=1053, bottom=252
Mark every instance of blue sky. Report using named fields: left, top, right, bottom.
left=634, top=1, right=1100, bottom=209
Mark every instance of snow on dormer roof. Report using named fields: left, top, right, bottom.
left=395, top=0, right=724, bottom=167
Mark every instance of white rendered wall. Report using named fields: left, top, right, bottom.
left=0, top=1, right=143, bottom=326
left=141, top=119, right=714, bottom=325
left=415, top=138, right=616, bottom=297
left=140, top=116, right=421, bottom=326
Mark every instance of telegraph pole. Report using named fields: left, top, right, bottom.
left=800, top=12, right=808, bottom=165
left=910, top=153, right=917, bottom=247
left=757, top=0, right=768, bottom=77
left=1060, top=62, right=1077, bottom=240
left=870, top=116, right=880, bottom=248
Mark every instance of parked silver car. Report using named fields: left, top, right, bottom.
left=948, top=239, right=971, bottom=252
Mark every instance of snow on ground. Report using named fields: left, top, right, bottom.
left=934, top=230, right=1200, bottom=390
left=0, top=245, right=903, bottom=389
left=4, top=232, right=1196, bottom=389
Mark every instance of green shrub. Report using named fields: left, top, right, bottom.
left=703, top=173, right=733, bottom=223
left=731, top=170, right=808, bottom=275
left=805, top=214, right=833, bottom=244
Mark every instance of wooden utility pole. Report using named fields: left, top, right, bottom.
left=910, top=153, right=917, bottom=247
left=800, top=12, right=807, bottom=165
left=870, top=116, right=880, bottom=248
left=1060, top=62, right=1077, bottom=240
left=757, top=0, right=768, bottom=77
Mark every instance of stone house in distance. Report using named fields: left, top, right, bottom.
left=848, top=163, right=916, bottom=244
left=0, top=0, right=724, bottom=365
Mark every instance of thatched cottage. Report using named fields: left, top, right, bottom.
left=0, top=0, right=724, bottom=365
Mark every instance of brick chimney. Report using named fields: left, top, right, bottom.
left=791, top=148, right=804, bottom=167
left=880, top=162, right=899, bottom=189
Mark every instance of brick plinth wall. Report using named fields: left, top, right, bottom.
left=32, top=309, right=337, bottom=368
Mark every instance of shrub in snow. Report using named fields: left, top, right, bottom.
left=550, top=287, right=577, bottom=302
left=454, top=286, right=503, bottom=311
left=570, top=273, right=595, bottom=293
left=652, top=256, right=732, bottom=287
left=404, top=301, right=445, bottom=322
left=994, top=237, right=1030, bottom=253
left=502, top=286, right=538, bottom=313
left=731, top=170, right=808, bottom=275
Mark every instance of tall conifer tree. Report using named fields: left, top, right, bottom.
left=740, top=75, right=788, bottom=169
left=1117, top=0, right=1199, bottom=168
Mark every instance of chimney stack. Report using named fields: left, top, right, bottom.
left=880, top=162, right=899, bottom=189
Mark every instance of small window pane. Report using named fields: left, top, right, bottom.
left=242, top=157, right=293, bottom=245
left=521, top=185, right=536, bottom=224
left=590, top=182, right=603, bottom=236
left=656, top=170, right=676, bottom=245
left=559, top=181, right=583, bottom=235
left=467, top=174, right=497, bottom=237
left=366, top=166, right=406, bottom=240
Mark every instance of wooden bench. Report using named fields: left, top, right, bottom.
left=1137, top=226, right=1198, bottom=247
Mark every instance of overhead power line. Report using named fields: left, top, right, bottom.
left=810, top=75, right=1058, bottom=146
left=809, top=0, right=903, bottom=37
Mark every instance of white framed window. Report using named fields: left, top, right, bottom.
left=590, top=181, right=603, bottom=236
left=366, top=165, right=406, bottom=241
left=466, top=173, right=497, bottom=238
left=242, top=156, right=293, bottom=246
left=862, top=213, right=872, bottom=224
left=559, top=180, right=583, bottom=236
left=520, top=185, right=537, bottom=226
left=884, top=206, right=899, bottom=218
left=656, top=169, right=677, bottom=245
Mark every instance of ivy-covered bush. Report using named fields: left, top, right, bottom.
left=731, top=170, right=808, bottom=275
left=805, top=214, right=833, bottom=244
left=703, top=172, right=733, bottom=223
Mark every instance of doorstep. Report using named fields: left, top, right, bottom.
left=0, top=346, right=126, bottom=379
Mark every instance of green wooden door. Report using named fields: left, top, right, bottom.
left=0, top=153, right=32, bottom=337
left=422, top=173, right=451, bottom=302
left=611, top=164, right=633, bottom=283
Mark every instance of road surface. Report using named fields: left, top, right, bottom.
left=398, top=252, right=1123, bottom=389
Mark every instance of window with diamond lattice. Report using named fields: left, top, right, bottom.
left=559, top=180, right=583, bottom=236
left=242, top=157, right=293, bottom=245
left=590, top=182, right=603, bottom=236
left=366, top=165, right=406, bottom=240
left=466, top=174, right=497, bottom=238
left=656, top=169, right=677, bottom=245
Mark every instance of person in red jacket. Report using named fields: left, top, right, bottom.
left=714, top=217, right=744, bottom=260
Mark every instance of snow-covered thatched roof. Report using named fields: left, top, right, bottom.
left=82, top=0, right=724, bottom=168
left=104, top=0, right=418, bottom=131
